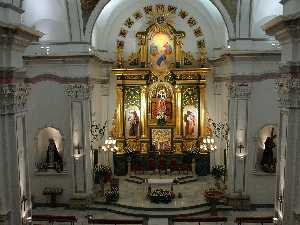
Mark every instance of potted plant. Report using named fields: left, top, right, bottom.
left=211, top=165, right=226, bottom=190
left=104, top=187, right=119, bottom=202
left=94, top=164, right=111, bottom=184
left=156, top=111, right=167, bottom=126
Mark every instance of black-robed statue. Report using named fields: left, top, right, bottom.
left=261, top=128, right=276, bottom=173
left=46, top=138, right=63, bottom=171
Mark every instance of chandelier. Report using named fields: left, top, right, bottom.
left=200, top=136, right=217, bottom=154
left=101, top=137, right=118, bottom=152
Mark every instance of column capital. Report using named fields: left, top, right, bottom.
left=64, top=83, right=93, bottom=99
left=276, top=75, right=300, bottom=108
left=0, top=82, right=30, bottom=115
left=228, top=82, right=252, bottom=99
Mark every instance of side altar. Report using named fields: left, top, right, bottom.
left=111, top=6, right=211, bottom=155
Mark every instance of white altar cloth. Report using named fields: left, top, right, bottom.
left=147, top=178, right=174, bottom=185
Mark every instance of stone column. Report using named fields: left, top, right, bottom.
left=65, top=83, right=93, bottom=198
left=0, top=18, right=40, bottom=225
left=0, top=78, right=31, bottom=225
left=227, top=83, right=251, bottom=194
left=264, top=13, right=300, bottom=225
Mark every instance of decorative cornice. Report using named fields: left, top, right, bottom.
left=64, top=83, right=93, bottom=99
left=229, top=82, right=252, bottom=99
left=24, top=74, right=108, bottom=85
left=214, top=72, right=282, bottom=83
left=0, top=2, right=24, bottom=13
left=0, top=83, right=30, bottom=115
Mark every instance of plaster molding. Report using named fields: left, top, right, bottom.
left=0, top=83, right=30, bottom=115
left=276, top=76, right=300, bottom=109
left=263, top=14, right=300, bottom=42
left=64, top=83, right=94, bottom=99
left=228, top=82, right=252, bottom=99
left=24, top=74, right=108, bottom=85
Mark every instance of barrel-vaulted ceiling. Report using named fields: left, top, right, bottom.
left=91, top=0, right=229, bottom=61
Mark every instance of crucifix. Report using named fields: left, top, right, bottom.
left=21, top=195, right=28, bottom=211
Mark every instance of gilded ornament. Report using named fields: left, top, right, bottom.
left=119, top=28, right=128, bottom=38
left=194, top=27, right=203, bottom=37
left=179, top=10, right=188, bottom=19
left=116, top=40, right=124, bottom=49
left=187, top=17, right=197, bottom=27
left=133, top=11, right=143, bottom=20
left=167, top=5, right=177, bottom=14
left=155, top=4, right=165, bottom=14
left=182, top=51, right=195, bottom=65
left=124, top=17, right=134, bottom=28
left=128, top=52, right=139, bottom=66
left=144, top=5, right=153, bottom=15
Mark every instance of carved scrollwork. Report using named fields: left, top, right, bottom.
left=64, top=83, right=93, bottom=99
left=0, top=83, right=30, bottom=115
left=229, top=83, right=252, bottom=99
left=275, top=77, right=300, bottom=108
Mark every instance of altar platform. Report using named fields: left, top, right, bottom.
left=94, top=174, right=216, bottom=210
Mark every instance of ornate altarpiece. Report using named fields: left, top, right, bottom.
left=112, top=11, right=210, bottom=154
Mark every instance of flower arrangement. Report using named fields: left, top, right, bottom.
left=156, top=111, right=167, bottom=126
left=211, top=165, right=226, bottom=180
left=94, top=164, right=112, bottom=184
left=186, top=145, right=201, bottom=157
left=149, top=188, right=175, bottom=204
left=104, top=187, right=119, bottom=202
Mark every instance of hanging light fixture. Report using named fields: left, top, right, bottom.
left=236, top=143, right=247, bottom=159
left=200, top=117, right=217, bottom=154
left=101, top=137, right=118, bottom=152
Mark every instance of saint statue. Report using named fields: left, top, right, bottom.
left=261, top=128, right=276, bottom=172
left=184, top=111, right=196, bottom=137
left=46, top=138, right=63, bottom=170
left=128, top=110, right=139, bottom=136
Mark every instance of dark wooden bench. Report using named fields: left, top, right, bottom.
left=172, top=216, right=227, bottom=224
left=88, top=218, right=144, bottom=225
left=235, top=216, right=273, bottom=225
left=32, top=214, right=77, bottom=225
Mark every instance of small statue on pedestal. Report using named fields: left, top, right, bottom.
left=46, top=138, right=63, bottom=172
left=261, top=128, right=276, bottom=173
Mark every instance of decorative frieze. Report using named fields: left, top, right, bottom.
left=0, top=83, right=30, bottom=115
left=64, top=83, right=93, bottom=99
left=229, top=83, right=252, bottom=99
left=276, top=77, right=300, bottom=108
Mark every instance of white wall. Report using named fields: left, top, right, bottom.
left=27, top=81, right=73, bottom=204
left=22, top=0, right=71, bottom=42
left=251, top=0, right=282, bottom=39
left=246, top=79, right=278, bottom=204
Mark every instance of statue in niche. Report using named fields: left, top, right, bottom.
left=128, top=110, right=139, bottom=136
left=46, top=138, right=63, bottom=172
left=261, top=128, right=276, bottom=173
left=184, top=110, right=196, bottom=137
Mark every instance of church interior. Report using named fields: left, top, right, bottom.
left=1, top=0, right=300, bottom=225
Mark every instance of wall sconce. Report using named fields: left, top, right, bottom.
left=74, top=144, right=83, bottom=160
left=236, top=143, right=247, bottom=159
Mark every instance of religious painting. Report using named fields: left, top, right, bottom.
left=183, top=106, right=198, bottom=138
left=151, top=102, right=172, bottom=119
left=126, top=106, right=140, bottom=137
left=151, top=128, right=172, bottom=152
left=148, top=32, right=174, bottom=74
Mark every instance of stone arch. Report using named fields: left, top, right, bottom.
left=84, top=0, right=235, bottom=42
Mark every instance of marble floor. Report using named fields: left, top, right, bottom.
left=96, top=174, right=215, bottom=209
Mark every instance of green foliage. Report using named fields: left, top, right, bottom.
left=148, top=188, right=175, bottom=204
left=211, top=165, right=226, bottom=180
left=105, top=187, right=119, bottom=202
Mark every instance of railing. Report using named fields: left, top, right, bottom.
left=88, top=218, right=145, bottom=225
left=32, top=214, right=77, bottom=225
left=171, top=216, right=228, bottom=225
left=235, top=216, right=273, bottom=225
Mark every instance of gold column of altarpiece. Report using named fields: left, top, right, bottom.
left=112, top=68, right=210, bottom=154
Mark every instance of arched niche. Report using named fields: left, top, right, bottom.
left=34, top=126, right=64, bottom=172
left=255, top=124, right=277, bottom=174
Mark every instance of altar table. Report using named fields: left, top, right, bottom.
left=145, top=178, right=174, bottom=191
